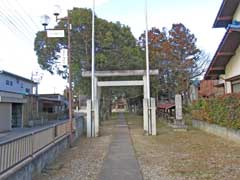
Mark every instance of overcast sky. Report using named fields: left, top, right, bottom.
left=0, top=0, right=225, bottom=94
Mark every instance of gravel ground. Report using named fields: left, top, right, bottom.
left=34, top=113, right=240, bottom=180
left=33, top=120, right=116, bottom=180
left=126, top=113, right=240, bottom=180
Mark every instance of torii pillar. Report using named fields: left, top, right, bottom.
left=84, top=70, right=158, bottom=137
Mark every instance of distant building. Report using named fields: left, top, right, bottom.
left=0, top=70, right=38, bottom=95
left=0, top=70, right=37, bottom=132
left=112, top=97, right=128, bottom=112
left=0, top=70, right=69, bottom=132
left=198, top=80, right=225, bottom=98
left=205, top=0, right=240, bottom=94
left=38, top=94, right=67, bottom=114
left=24, top=94, right=68, bottom=127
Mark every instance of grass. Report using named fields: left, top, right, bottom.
left=124, top=112, right=240, bottom=180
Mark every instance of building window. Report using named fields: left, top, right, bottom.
left=232, top=80, right=240, bottom=93
left=25, top=88, right=30, bottom=93
left=16, top=79, right=19, bottom=84
left=6, top=80, right=9, bottom=85
left=10, top=81, right=13, bottom=86
left=21, top=83, right=23, bottom=88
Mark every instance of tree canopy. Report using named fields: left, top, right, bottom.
left=34, top=8, right=144, bottom=96
left=138, top=24, right=209, bottom=100
left=34, top=8, right=209, bottom=102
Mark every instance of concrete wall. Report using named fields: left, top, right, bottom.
left=6, top=137, right=69, bottom=180
left=233, top=4, right=240, bottom=21
left=192, top=120, right=240, bottom=144
left=4, top=118, right=85, bottom=180
left=0, top=103, right=11, bottom=132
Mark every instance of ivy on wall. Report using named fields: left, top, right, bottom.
left=190, top=93, right=240, bottom=129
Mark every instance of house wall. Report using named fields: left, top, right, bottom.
left=0, top=103, right=12, bottom=132
left=225, top=46, right=240, bottom=79
left=0, top=73, right=35, bottom=95
left=224, top=46, right=240, bottom=94
left=233, top=4, right=240, bottom=21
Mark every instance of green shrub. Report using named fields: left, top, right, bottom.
left=190, top=93, right=240, bottom=129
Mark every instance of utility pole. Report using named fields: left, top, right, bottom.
left=67, top=10, right=73, bottom=144
left=41, top=7, right=74, bottom=144
left=145, top=0, right=150, bottom=100
left=145, top=0, right=152, bottom=135
left=91, top=0, right=95, bottom=102
left=91, top=0, right=96, bottom=137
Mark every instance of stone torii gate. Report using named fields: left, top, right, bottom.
left=82, top=69, right=159, bottom=137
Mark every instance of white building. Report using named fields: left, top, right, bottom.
left=205, top=0, right=240, bottom=94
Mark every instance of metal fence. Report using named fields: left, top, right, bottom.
left=0, top=120, right=71, bottom=175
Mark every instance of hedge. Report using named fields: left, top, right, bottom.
left=190, top=93, right=240, bottom=129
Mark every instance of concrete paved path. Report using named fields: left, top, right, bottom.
left=99, top=113, right=143, bottom=180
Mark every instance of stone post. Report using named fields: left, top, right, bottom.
left=150, top=98, right=157, bottom=135
left=143, top=75, right=149, bottom=132
left=175, top=94, right=183, bottom=120
left=143, top=98, right=148, bottom=132
left=86, top=99, right=92, bottom=137
left=94, top=99, right=99, bottom=137
left=173, top=94, right=187, bottom=130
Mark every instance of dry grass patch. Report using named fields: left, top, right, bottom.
left=126, top=113, right=240, bottom=180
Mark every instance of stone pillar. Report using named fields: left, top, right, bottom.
left=143, top=75, right=148, bottom=132
left=94, top=77, right=98, bottom=100
left=173, top=94, right=187, bottom=130
left=175, top=94, right=183, bottom=120
left=87, top=99, right=93, bottom=137
left=150, top=98, right=157, bottom=136
left=143, top=75, right=148, bottom=99
left=143, top=98, right=148, bottom=132
left=94, top=99, right=99, bottom=137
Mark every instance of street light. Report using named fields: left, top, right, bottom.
left=41, top=7, right=74, bottom=144
left=53, top=5, right=61, bottom=20
left=40, top=15, right=50, bottom=30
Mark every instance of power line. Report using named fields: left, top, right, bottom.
left=0, top=9, right=33, bottom=43
left=14, top=0, right=42, bottom=30
left=0, top=11, right=21, bottom=36
left=1, top=0, right=36, bottom=37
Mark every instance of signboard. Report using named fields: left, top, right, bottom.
left=47, top=30, right=65, bottom=38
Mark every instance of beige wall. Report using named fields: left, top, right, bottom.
left=225, top=46, right=240, bottom=79
left=217, top=5, right=240, bottom=95
left=233, top=4, right=240, bottom=21
left=224, top=45, right=240, bottom=94
left=0, top=103, right=12, bottom=132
